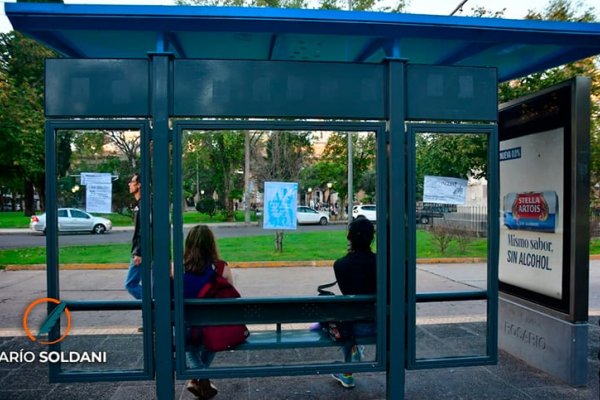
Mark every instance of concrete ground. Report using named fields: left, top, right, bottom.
left=0, top=264, right=598, bottom=399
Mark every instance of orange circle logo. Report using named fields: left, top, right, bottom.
left=22, top=297, right=72, bottom=345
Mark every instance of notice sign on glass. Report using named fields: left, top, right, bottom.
left=423, top=175, right=467, bottom=205
left=82, top=172, right=112, bottom=214
left=499, top=128, right=564, bottom=299
left=263, top=182, right=298, bottom=230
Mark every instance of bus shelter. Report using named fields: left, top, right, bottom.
left=6, top=3, right=600, bottom=399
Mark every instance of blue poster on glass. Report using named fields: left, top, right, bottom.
left=263, top=181, right=298, bottom=230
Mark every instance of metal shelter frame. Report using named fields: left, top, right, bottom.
left=6, top=3, right=600, bottom=400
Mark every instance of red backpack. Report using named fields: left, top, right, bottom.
left=190, top=261, right=249, bottom=351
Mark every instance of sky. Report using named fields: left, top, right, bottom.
left=1, top=0, right=599, bottom=33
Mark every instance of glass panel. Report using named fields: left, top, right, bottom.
left=55, top=310, right=144, bottom=372
left=413, top=129, right=491, bottom=364
left=50, top=128, right=147, bottom=373
left=415, top=301, right=488, bottom=359
left=178, top=128, right=378, bottom=370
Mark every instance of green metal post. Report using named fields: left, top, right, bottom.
left=386, top=58, right=407, bottom=400
left=150, top=53, right=175, bottom=400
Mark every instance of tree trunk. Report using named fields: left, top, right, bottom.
left=37, top=175, right=45, bottom=212
left=274, top=230, right=284, bottom=252
left=23, top=180, right=35, bottom=216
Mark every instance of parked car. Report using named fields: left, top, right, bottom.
left=297, top=206, right=329, bottom=225
left=351, top=204, right=444, bottom=224
left=415, top=209, right=432, bottom=225
left=416, top=203, right=456, bottom=224
left=30, top=208, right=112, bottom=234
left=352, top=204, right=377, bottom=222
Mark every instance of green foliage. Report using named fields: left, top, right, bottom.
left=415, top=133, right=487, bottom=200
left=210, top=131, right=245, bottom=220
left=498, top=0, right=600, bottom=209
left=176, top=0, right=406, bottom=11
left=195, top=197, right=218, bottom=217
left=317, top=132, right=376, bottom=210
left=0, top=31, right=56, bottom=213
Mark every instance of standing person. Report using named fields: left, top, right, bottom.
left=183, top=224, right=234, bottom=400
left=331, top=217, right=377, bottom=389
left=124, top=173, right=143, bottom=300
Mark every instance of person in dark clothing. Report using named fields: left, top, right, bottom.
left=331, top=217, right=376, bottom=389
left=124, top=173, right=143, bottom=300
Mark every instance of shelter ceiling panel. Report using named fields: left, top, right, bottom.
left=270, top=33, right=375, bottom=62
left=6, top=3, right=600, bottom=82
left=172, top=32, right=274, bottom=59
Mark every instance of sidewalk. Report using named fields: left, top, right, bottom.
left=0, top=266, right=598, bottom=399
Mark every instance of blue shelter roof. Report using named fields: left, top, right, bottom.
left=5, top=3, right=600, bottom=82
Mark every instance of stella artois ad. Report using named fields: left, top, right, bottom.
left=499, top=128, right=564, bottom=299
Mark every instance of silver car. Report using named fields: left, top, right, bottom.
left=30, top=208, right=112, bottom=234
left=297, top=206, right=329, bottom=225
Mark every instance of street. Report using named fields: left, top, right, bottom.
left=0, top=223, right=347, bottom=250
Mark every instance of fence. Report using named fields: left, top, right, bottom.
left=433, top=206, right=488, bottom=237
left=434, top=206, right=600, bottom=240
left=592, top=213, right=600, bottom=239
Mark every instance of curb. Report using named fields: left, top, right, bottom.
left=3, top=261, right=336, bottom=271
left=2, top=258, right=488, bottom=271
left=3, top=256, right=598, bottom=271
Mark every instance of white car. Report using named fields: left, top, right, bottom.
left=30, top=208, right=112, bottom=234
left=352, top=204, right=376, bottom=222
left=297, top=206, right=329, bottom=225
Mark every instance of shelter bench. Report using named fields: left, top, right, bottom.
left=183, top=295, right=377, bottom=354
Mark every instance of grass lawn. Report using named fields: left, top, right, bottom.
left=4, top=207, right=597, bottom=267
left=0, top=211, right=31, bottom=229
left=0, top=230, right=490, bottom=267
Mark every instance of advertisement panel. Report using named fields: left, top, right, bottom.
left=499, top=128, right=564, bottom=299
left=499, top=77, right=590, bottom=319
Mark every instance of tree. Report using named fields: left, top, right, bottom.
left=320, top=132, right=376, bottom=215
left=415, top=133, right=487, bottom=201
left=413, top=0, right=599, bottom=204
left=64, top=130, right=137, bottom=213
left=176, top=0, right=407, bottom=12
left=252, top=131, right=313, bottom=184
left=103, top=130, right=141, bottom=170
left=184, top=131, right=245, bottom=221
left=252, top=130, right=313, bottom=251
left=498, top=0, right=600, bottom=208
left=0, top=31, right=57, bottom=214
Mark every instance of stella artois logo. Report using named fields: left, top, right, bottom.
left=511, top=192, right=549, bottom=221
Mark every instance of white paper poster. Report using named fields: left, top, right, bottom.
left=81, top=172, right=111, bottom=185
left=263, top=182, right=298, bottom=230
left=81, top=172, right=112, bottom=214
left=499, top=128, right=564, bottom=299
left=86, top=183, right=112, bottom=213
left=423, top=175, right=467, bottom=205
